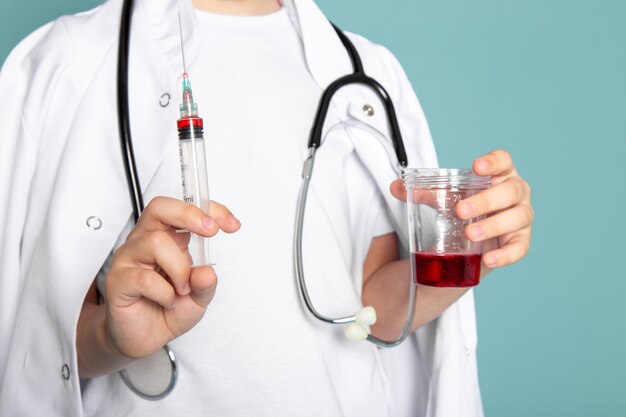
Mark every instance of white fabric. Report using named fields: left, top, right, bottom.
left=0, top=0, right=483, bottom=416
left=85, top=8, right=396, bottom=416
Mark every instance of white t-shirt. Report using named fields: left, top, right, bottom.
left=84, top=7, right=396, bottom=416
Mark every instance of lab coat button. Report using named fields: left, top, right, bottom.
left=465, top=347, right=471, bottom=357
left=86, top=216, right=102, bottom=230
left=62, top=364, right=70, bottom=380
left=362, top=104, right=374, bottom=116
left=159, top=93, right=171, bottom=107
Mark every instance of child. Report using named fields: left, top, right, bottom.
left=0, top=0, right=532, bottom=415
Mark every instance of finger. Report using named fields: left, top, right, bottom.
left=129, top=196, right=216, bottom=239
left=394, top=179, right=441, bottom=208
left=456, top=176, right=529, bottom=219
left=117, top=230, right=192, bottom=296
left=188, top=265, right=218, bottom=308
left=473, top=149, right=517, bottom=178
left=465, top=204, right=534, bottom=242
left=107, top=267, right=177, bottom=309
left=482, top=235, right=530, bottom=268
left=390, top=179, right=406, bottom=201
left=169, top=228, right=192, bottom=251
left=208, top=200, right=241, bottom=234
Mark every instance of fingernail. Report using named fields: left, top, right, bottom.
left=467, top=225, right=484, bottom=240
left=182, top=283, right=191, bottom=295
left=227, top=214, right=240, bottom=226
left=476, top=158, right=490, bottom=172
left=484, top=254, right=498, bottom=267
left=202, top=216, right=215, bottom=230
left=458, top=202, right=476, bottom=217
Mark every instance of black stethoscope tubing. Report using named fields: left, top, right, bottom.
left=114, top=0, right=413, bottom=399
left=312, top=25, right=408, bottom=168
left=117, top=0, right=144, bottom=223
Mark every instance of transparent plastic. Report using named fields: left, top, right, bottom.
left=178, top=125, right=211, bottom=266
left=403, top=169, right=491, bottom=287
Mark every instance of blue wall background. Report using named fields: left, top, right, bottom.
left=1, top=1, right=624, bottom=416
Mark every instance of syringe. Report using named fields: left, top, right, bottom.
left=176, top=4, right=212, bottom=266
left=177, top=73, right=212, bottom=266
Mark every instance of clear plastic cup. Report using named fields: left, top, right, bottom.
left=403, top=169, right=491, bottom=287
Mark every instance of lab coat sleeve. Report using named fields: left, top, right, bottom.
left=0, top=22, right=54, bottom=386
left=0, top=20, right=95, bottom=416
left=345, top=35, right=485, bottom=417
left=374, top=46, right=484, bottom=417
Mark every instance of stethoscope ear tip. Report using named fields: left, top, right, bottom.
left=343, top=306, right=376, bottom=340
left=344, top=323, right=368, bottom=341
left=344, top=307, right=377, bottom=340
left=355, top=306, right=377, bottom=326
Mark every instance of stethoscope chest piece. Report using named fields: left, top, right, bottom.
left=119, top=346, right=178, bottom=400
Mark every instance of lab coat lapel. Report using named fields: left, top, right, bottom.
left=124, top=0, right=191, bottom=198
left=287, top=0, right=352, bottom=90
left=138, top=0, right=200, bottom=78
left=44, top=0, right=189, bottom=290
left=39, top=14, right=139, bottom=343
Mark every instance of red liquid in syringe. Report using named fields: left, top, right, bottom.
left=413, top=252, right=482, bottom=287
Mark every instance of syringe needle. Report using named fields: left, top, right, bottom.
left=178, top=2, right=187, bottom=75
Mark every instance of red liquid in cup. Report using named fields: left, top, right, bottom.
left=413, top=252, right=482, bottom=287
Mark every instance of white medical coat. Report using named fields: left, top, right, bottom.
left=0, top=0, right=484, bottom=415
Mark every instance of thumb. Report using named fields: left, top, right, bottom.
left=390, top=179, right=407, bottom=201
left=189, top=265, right=218, bottom=308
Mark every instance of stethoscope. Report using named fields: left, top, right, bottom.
left=115, top=0, right=417, bottom=401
